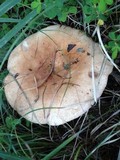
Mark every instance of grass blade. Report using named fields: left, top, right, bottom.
left=85, top=129, right=120, bottom=160
left=74, top=145, right=82, bottom=160
left=96, top=25, right=120, bottom=72
left=0, top=10, right=37, bottom=48
left=41, top=126, right=87, bottom=160
left=0, top=18, right=20, bottom=23
left=42, top=135, right=76, bottom=160
left=0, top=0, right=21, bottom=17
left=0, top=3, right=58, bottom=70
left=0, top=150, right=31, bottom=160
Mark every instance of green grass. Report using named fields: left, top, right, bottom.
left=0, top=0, right=120, bottom=160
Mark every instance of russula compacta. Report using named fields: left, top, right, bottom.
left=4, top=25, right=113, bottom=126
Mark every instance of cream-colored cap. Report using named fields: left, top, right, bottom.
left=4, top=25, right=113, bottom=125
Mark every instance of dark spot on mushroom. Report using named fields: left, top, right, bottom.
left=87, top=52, right=91, bottom=56
left=71, top=58, right=79, bottom=65
left=45, top=79, right=48, bottom=83
left=67, top=44, right=76, bottom=52
left=34, top=97, right=39, bottom=103
left=52, top=83, right=57, bottom=85
left=28, top=68, right=32, bottom=71
left=88, top=71, right=99, bottom=78
left=56, top=49, right=62, bottom=53
left=63, top=63, right=71, bottom=70
left=76, top=48, right=85, bottom=53
left=14, top=73, right=19, bottom=78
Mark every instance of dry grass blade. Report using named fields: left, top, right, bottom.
left=96, top=26, right=120, bottom=72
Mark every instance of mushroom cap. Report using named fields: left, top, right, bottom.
left=4, top=25, right=113, bottom=126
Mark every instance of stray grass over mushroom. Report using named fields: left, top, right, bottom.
left=4, top=25, right=113, bottom=126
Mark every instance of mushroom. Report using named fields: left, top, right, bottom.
left=4, top=25, right=113, bottom=126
